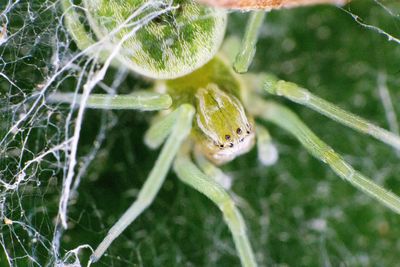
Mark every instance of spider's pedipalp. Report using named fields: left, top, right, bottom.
left=256, top=124, right=278, bottom=166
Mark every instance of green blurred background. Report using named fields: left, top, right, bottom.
left=1, top=0, right=400, bottom=266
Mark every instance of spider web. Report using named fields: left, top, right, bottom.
left=0, top=1, right=175, bottom=265
left=0, top=0, right=400, bottom=266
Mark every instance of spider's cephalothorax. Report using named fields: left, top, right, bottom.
left=165, top=57, right=255, bottom=164
left=194, top=84, right=255, bottom=164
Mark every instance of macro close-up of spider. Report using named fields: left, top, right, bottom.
left=1, top=0, right=400, bottom=266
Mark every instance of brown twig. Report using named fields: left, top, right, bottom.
left=196, top=0, right=349, bottom=10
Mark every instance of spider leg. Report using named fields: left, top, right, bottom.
left=233, top=11, right=266, bottom=73
left=250, top=99, right=400, bottom=214
left=256, top=124, right=278, bottom=166
left=61, top=0, right=121, bottom=63
left=174, top=152, right=257, bottom=267
left=193, top=151, right=259, bottom=219
left=264, top=77, right=400, bottom=150
left=47, top=91, right=172, bottom=111
left=194, top=151, right=233, bottom=189
left=144, top=107, right=180, bottom=148
left=61, top=0, right=95, bottom=51
left=90, top=104, right=194, bottom=262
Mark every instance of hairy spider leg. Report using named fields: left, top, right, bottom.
left=90, top=104, right=195, bottom=262
left=264, top=77, right=400, bottom=151
left=174, top=151, right=257, bottom=267
left=233, top=11, right=266, bottom=73
left=249, top=99, right=400, bottom=214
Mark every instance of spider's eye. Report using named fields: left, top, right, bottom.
left=219, top=144, right=224, bottom=148
left=236, top=128, right=242, bottom=135
left=229, top=143, right=234, bottom=148
left=225, top=134, right=231, bottom=140
left=246, top=123, right=252, bottom=134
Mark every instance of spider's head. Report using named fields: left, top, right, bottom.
left=194, top=83, right=255, bottom=165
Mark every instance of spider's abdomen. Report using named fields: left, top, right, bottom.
left=84, top=0, right=227, bottom=79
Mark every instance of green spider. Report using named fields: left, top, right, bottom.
left=51, top=0, right=400, bottom=266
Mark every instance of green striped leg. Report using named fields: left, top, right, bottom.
left=263, top=77, right=400, bottom=151
left=62, top=0, right=95, bottom=51
left=249, top=98, right=400, bottom=215
left=47, top=91, right=172, bottom=111
left=90, top=104, right=194, bottom=262
left=194, top=151, right=233, bottom=189
left=174, top=152, right=257, bottom=267
left=233, top=11, right=266, bottom=73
